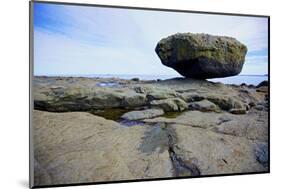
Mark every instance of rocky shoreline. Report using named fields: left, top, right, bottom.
left=33, top=76, right=268, bottom=186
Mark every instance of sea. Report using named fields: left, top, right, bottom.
left=43, top=74, right=268, bottom=86
left=208, top=75, right=268, bottom=85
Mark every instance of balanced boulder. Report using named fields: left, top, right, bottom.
left=155, top=33, right=247, bottom=79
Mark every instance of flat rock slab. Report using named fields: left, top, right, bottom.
left=32, top=76, right=268, bottom=186
left=172, top=124, right=267, bottom=175
left=143, top=110, right=268, bottom=141
left=32, top=109, right=268, bottom=186
left=187, top=99, right=220, bottom=112
left=121, top=108, right=164, bottom=120
left=150, top=98, right=188, bottom=112
left=33, top=110, right=173, bottom=186
left=33, top=77, right=267, bottom=115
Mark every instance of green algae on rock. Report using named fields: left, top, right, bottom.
left=155, top=33, right=247, bottom=79
left=90, top=108, right=131, bottom=121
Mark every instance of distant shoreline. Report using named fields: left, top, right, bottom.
left=34, top=74, right=268, bottom=77
left=33, top=74, right=268, bottom=85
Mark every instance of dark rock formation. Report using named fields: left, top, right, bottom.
left=256, top=80, right=268, bottom=88
left=155, top=33, right=247, bottom=79
left=254, top=142, right=268, bottom=168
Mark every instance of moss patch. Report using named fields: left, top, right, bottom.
left=163, top=111, right=183, bottom=118
left=90, top=108, right=130, bottom=121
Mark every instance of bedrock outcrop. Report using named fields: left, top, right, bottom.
left=155, top=33, right=247, bottom=79
left=32, top=77, right=268, bottom=186
left=33, top=109, right=268, bottom=186
left=33, top=77, right=267, bottom=115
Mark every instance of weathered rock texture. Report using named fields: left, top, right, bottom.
left=32, top=76, right=269, bottom=186
left=33, top=108, right=268, bottom=186
left=155, top=33, right=247, bottom=79
left=33, top=110, right=174, bottom=186
left=33, top=77, right=266, bottom=115
left=121, top=108, right=164, bottom=120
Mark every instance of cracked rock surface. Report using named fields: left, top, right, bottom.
left=33, top=110, right=174, bottom=186
left=32, top=76, right=268, bottom=186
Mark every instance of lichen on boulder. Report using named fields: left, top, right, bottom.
left=155, top=33, right=247, bottom=79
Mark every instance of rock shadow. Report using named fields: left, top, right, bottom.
left=138, top=123, right=177, bottom=155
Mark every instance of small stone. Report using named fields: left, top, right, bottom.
left=254, top=143, right=268, bottom=168
left=121, top=109, right=164, bottom=120
left=248, top=84, right=256, bottom=89
left=122, top=92, right=147, bottom=107
left=134, top=86, right=146, bottom=94
left=146, top=91, right=177, bottom=101
left=150, top=98, right=187, bottom=112
left=229, top=108, right=246, bottom=114
left=179, top=92, right=205, bottom=102
left=249, top=102, right=256, bottom=107
left=187, top=100, right=220, bottom=112
left=206, top=95, right=234, bottom=111
left=50, top=85, right=66, bottom=90
left=254, top=105, right=264, bottom=111
left=256, top=86, right=268, bottom=93
left=131, top=77, right=140, bottom=82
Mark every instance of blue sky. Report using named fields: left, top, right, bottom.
left=34, top=2, right=268, bottom=76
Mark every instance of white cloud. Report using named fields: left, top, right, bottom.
left=34, top=4, right=268, bottom=76
left=34, top=28, right=180, bottom=75
left=241, top=55, right=268, bottom=74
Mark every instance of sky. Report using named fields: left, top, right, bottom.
left=33, top=2, right=269, bottom=76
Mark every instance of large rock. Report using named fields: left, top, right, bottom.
left=256, top=80, right=268, bottom=88
left=205, top=94, right=246, bottom=113
left=171, top=123, right=266, bottom=175
left=155, top=33, right=247, bottom=79
left=32, top=110, right=174, bottom=186
left=34, top=85, right=147, bottom=112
